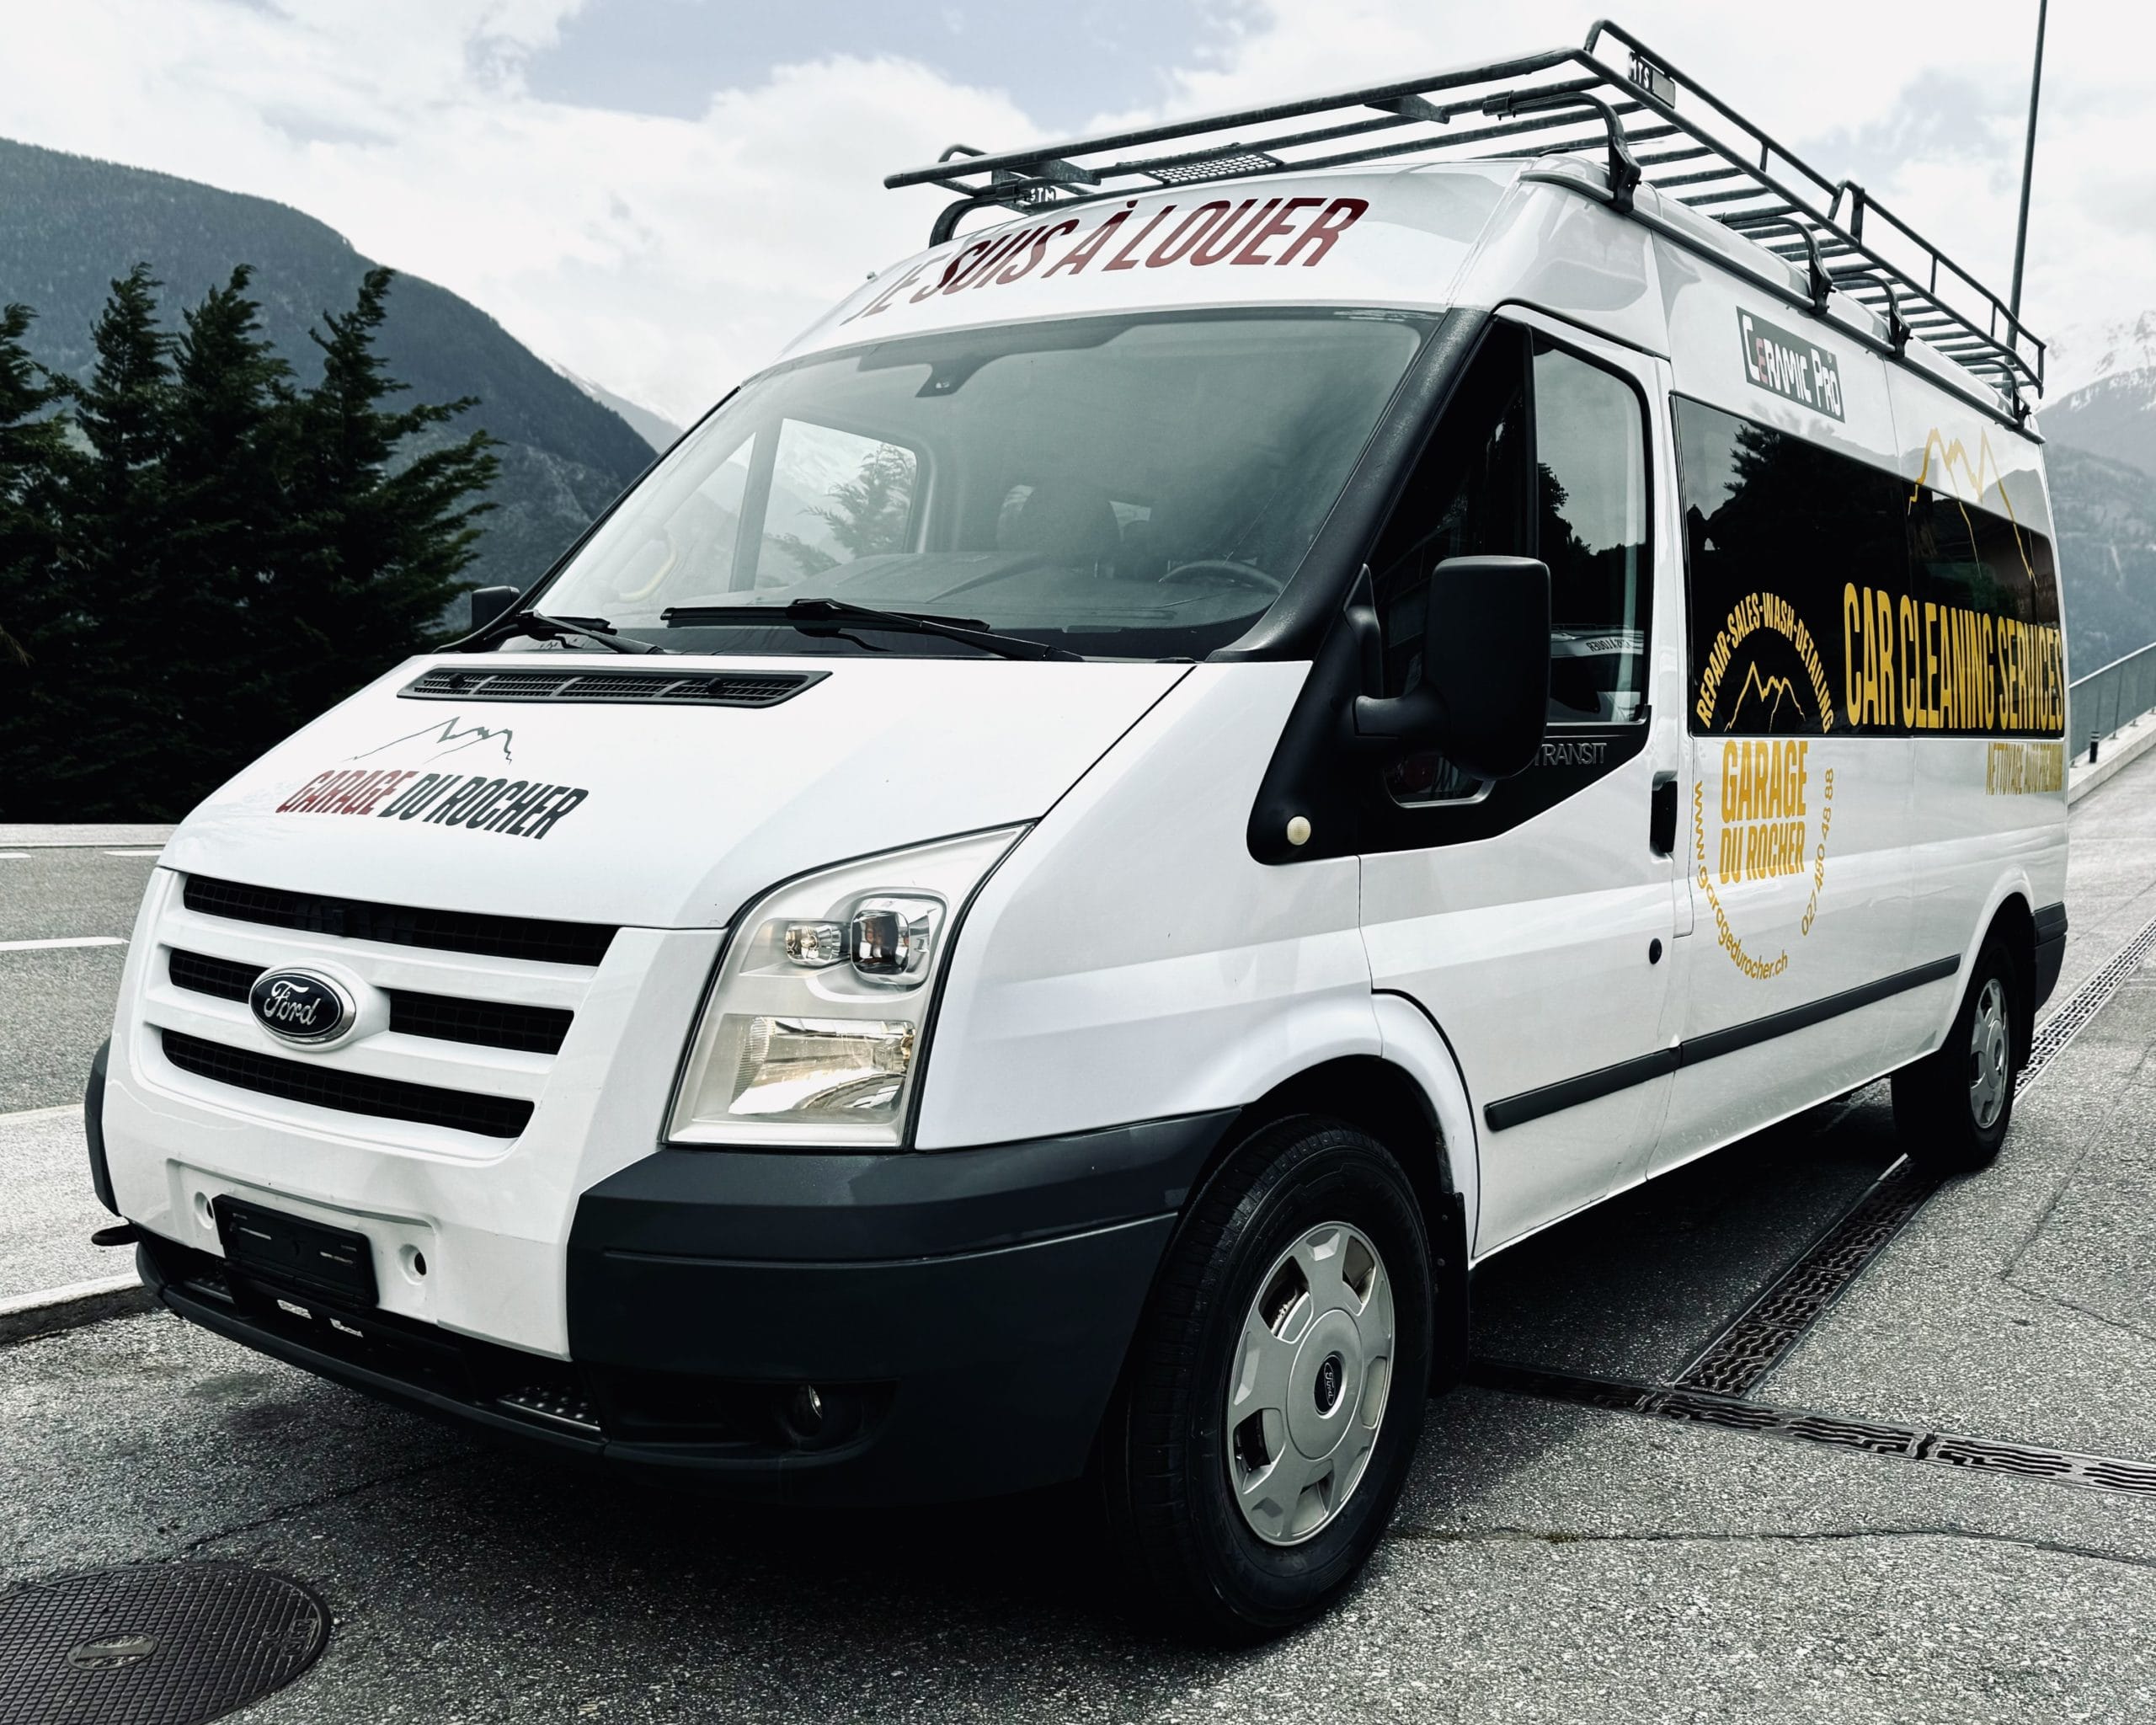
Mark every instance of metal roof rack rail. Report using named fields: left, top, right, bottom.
left=884, top=17, right=2044, bottom=404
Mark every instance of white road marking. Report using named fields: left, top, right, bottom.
left=104, top=849, right=164, bottom=857
left=0, top=1103, right=83, bottom=1125
left=0, top=853, right=29, bottom=861
left=0, top=937, right=127, bottom=952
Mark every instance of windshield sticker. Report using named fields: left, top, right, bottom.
left=278, top=717, right=589, bottom=840
left=1738, top=310, right=1844, bottom=420
left=844, top=195, right=1370, bottom=326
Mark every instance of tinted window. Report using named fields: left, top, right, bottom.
left=1907, top=487, right=2064, bottom=736
left=1678, top=395, right=2064, bottom=740
left=1536, top=344, right=1651, bottom=724
left=1676, top=396, right=1906, bottom=737
left=1373, top=326, right=1650, bottom=805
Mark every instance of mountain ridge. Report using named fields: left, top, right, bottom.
left=0, top=136, right=652, bottom=599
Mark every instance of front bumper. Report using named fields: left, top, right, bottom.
left=137, top=1110, right=1233, bottom=1503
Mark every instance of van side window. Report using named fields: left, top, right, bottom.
left=755, top=420, right=920, bottom=590
left=1675, top=396, right=1907, bottom=737
left=1371, top=324, right=1649, bottom=806
left=1907, top=488, right=2065, bottom=737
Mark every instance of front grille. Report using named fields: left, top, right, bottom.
left=388, top=991, right=572, bottom=1055
left=184, top=876, right=614, bottom=967
left=170, top=949, right=257, bottom=1001
left=403, top=665, right=826, bottom=708
left=168, top=949, right=574, bottom=1055
left=161, top=1029, right=534, bottom=1138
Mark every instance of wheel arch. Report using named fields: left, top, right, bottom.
left=1149, top=1042, right=1477, bottom=1393
left=1968, top=886, right=2038, bottom=1065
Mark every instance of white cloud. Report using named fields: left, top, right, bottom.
left=1119, top=0, right=2156, bottom=393
left=3, top=0, right=2147, bottom=416
left=6, top=0, right=1033, bottom=421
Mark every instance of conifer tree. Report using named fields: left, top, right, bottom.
left=274, top=266, right=498, bottom=703
left=0, top=264, right=504, bottom=819
left=165, top=266, right=293, bottom=755
left=0, top=302, right=70, bottom=669
left=8, top=266, right=179, bottom=816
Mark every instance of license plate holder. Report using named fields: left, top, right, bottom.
left=212, top=1195, right=379, bottom=1308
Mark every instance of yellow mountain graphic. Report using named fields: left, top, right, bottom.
left=1725, top=662, right=1806, bottom=732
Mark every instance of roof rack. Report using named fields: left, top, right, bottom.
left=885, top=18, right=2044, bottom=408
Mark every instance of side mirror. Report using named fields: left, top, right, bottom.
left=467, top=585, right=522, bottom=634
left=1353, top=555, right=1550, bottom=781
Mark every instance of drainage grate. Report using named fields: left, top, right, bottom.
left=1472, top=1360, right=2156, bottom=1503
left=1670, top=1158, right=1940, bottom=1397
left=2019, top=909, right=2156, bottom=1093
left=0, top=1563, right=327, bottom=1725
left=1665, top=915, right=2156, bottom=1400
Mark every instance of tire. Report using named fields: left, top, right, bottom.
left=1892, top=934, right=2020, bottom=1174
left=1099, top=1116, right=1434, bottom=1642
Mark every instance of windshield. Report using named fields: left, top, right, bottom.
left=535, top=310, right=1430, bottom=659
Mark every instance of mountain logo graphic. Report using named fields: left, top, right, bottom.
left=350, top=717, right=515, bottom=765
left=1724, top=663, right=1806, bottom=732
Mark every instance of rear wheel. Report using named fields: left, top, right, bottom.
left=1099, top=1117, right=1433, bottom=1642
left=1892, top=935, right=2019, bottom=1174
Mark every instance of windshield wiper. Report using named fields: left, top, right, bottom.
left=660, top=597, right=1081, bottom=662
left=485, top=611, right=671, bottom=655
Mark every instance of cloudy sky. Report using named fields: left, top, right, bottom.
left=8, top=0, right=2149, bottom=426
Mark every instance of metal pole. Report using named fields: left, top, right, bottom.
left=2009, top=0, right=2049, bottom=321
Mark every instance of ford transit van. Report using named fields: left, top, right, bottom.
left=88, top=22, right=2069, bottom=1637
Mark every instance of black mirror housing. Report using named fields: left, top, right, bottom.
left=1353, top=555, right=1550, bottom=781
left=467, top=585, right=522, bottom=634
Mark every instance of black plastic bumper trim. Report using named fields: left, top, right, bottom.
left=2033, top=900, right=2068, bottom=1012
left=85, top=1038, right=116, bottom=1216
left=589, top=1110, right=1236, bottom=1263
left=1484, top=953, right=1963, bottom=1131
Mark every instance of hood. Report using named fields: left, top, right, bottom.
left=163, top=652, right=1189, bottom=928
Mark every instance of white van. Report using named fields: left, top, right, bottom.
left=88, top=24, right=2069, bottom=1638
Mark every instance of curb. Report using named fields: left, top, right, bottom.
left=0, top=1272, right=155, bottom=1344
left=2069, top=713, right=2156, bottom=804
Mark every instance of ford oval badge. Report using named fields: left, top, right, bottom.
left=248, top=969, right=352, bottom=1045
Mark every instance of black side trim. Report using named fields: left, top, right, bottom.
left=1482, top=954, right=1962, bottom=1131
left=2034, top=901, right=2068, bottom=947
left=1484, top=1047, right=1681, bottom=1133
left=1683, top=955, right=1961, bottom=1066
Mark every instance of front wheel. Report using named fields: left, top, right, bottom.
left=1892, top=935, right=2019, bottom=1174
left=1099, top=1118, right=1433, bottom=1642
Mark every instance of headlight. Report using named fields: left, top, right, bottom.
left=668, top=827, right=1025, bottom=1147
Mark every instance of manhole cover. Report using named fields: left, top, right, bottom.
left=0, top=1563, right=328, bottom=1725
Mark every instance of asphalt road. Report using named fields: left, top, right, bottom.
left=0, top=844, right=161, bottom=1114
left=8, top=763, right=2156, bottom=1721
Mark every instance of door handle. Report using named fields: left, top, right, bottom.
left=1649, top=772, right=1678, bottom=856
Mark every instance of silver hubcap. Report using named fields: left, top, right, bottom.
left=1969, top=977, right=2010, bottom=1130
left=1225, top=1222, right=1396, bottom=1546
